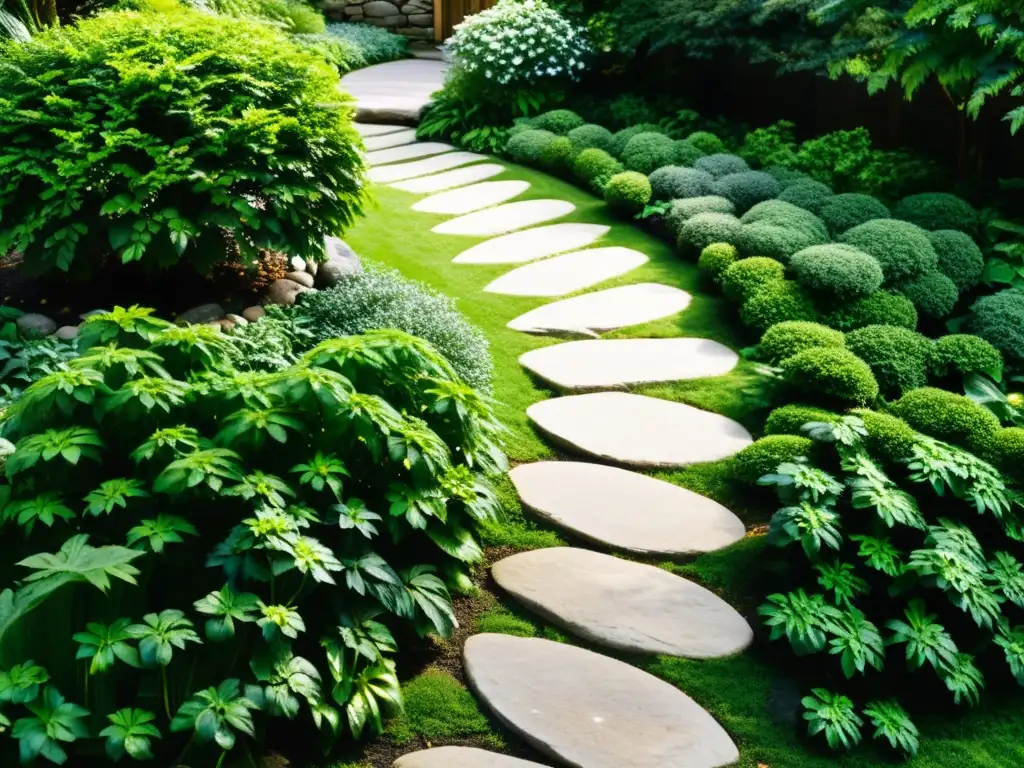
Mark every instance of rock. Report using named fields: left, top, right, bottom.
left=177, top=303, right=225, bottom=325
left=366, top=141, right=454, bottom=167
left=290, top=256, right=306, bottom=273
left=492, top=548, right=752, bottom=657
left=397, top=26, right=434, bottom=39
left=354, top=123, right=410, bottom=138
left=433, top=199, right=575, bottom=237
left=344, top=6, right=364, bottom=15
left=394, top=747, right=546, bottom=768
left=464, top=634, right=739, bottom=768
left=216, top=318, right=236, bottom=331
left=412, top=180, right=531, bottom=216
left=285, top=271, right=315, bottom=288
left=453, top=223, right=610, bottom=265
left=305, top=259, right=318, bottom=278
left=318, top=237, right=363, bottom=288
left=242, top=306, right=266, bottom=323
left=363, top=0, right=399, bottom=15
left=408, top=13, right=432, bottom=25
left=366, top=13, right=407, bottom=26
left=508, top=283, right=690, bottom=336
left=363, top=128, right=419, bottom=151
left=267, top=279, right=311, bottom=307
left=367, top=151, right=487, bottom=184
left=509, top=461, right=746, bottom=557
left=54, top=325, right=79, bottom=340
left=342, top=59, right=447, bottom=124
left=226, top=314, right=248, bottom=327
left=390, top=163, right=506, bottom=194
left=16, top=313, right=57, bottom=338
left=484, top=246, right=647, bottom=298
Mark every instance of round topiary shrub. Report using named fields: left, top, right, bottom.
left=969, top=289, right=1024, bottom=366
left=507, top=121, right=535, bottom=137
left=604, top=171, right=652, bottom=215
left=674, top=140, right=706, bottom=167
left=822, top=292, right=918, bottom=332
left=759, top=321, right=845, bottom=363
left=987, top=427, right=1024, bottom=482
left=894, top=192, right=978, bottom=233
left=819, top=193, right=891, bottom=236
left=927, top=334, right=1003, bottom=382
left=621, top=132, right=678, bottom=174
left=648, top=166, right=714, bottom=201
left=741, top=200, right=829, bottom=240
left=889, top=387, right=1000, bottom=453
left=567, top=123, right=614, bottom=153
left=677, top=212, right=744, bottom=256
left=712, top=171, right=782, bottom=213
left=845, top=324, right=932, bottom=398
left=764, top=404, right=839, bottom=436
left=928, top=229, right=985, bottom=292
left=721, top=257, right=786, bottom=302
left=765, top=167, right=810, bottom=186
left=608, top=123, right=663, bottom=157
left=695, top=153, right=750, bottom=179
left=839, top=219, right=938, bottom=285
left=731, top=435, right=813, bottom=483
left=898, top=270, right=959, bottom=320
left=507, top=128, right=558, bottom=165
left=789, top=244, right=884, bottom=302
left=737, top=223, right=824, bottom=263
left=572, top=148, right=624, bottom=192
left=530, top=109, right=586, bottom=135
left=780, top=347, right=880, bottom=407
left=698, top=243, right=739, bottom=283
left=665, top=196, right=735, bottom=237
left=851, top=408, right=918, bottom=464
left=740, top=280, right=819, bottom=333
left=686, top=131, right=726, bottom=154
left=778, top=179, right=834, bottom=214
left=539, top=136, right=575, bottom=174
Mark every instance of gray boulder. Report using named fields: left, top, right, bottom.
left=267, top=279, right=312, bottom=307
left=285, top=271, right=315, bottom=289
left=177, top=303, right=225, bottom=325
left=317, top=236, right=363, bottom=288
left=16, top=313, right=57, bottom=338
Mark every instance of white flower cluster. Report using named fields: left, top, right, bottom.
left=446, top=0, right=590, bottom=88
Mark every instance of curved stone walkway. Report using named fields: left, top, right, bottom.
left=355, top=124, right=749, bottom=768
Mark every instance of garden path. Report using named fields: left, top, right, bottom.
left=341, top=59, right=448, bottom=125
left=353, top=122, right=749, bottom=768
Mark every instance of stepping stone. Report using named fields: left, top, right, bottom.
left=454, top=223, right=610, bottom=265
left=341, top=59, right=449, bottom=124
left=464, top=634, right=739, bottom=768
left=527, top=392, right=752, bottom=467
left=493, top=548, right=753, bottom=658
left=362, top=128, right=419, bottom=151
left=366, top=142, right=454, bottom=166
left=484, top=247, right=648, bottom=297
left=519, top=338, right=739, bottom=391
left=507, top=283, right=690, bottom=337
left=509, top=462, right=745, bottom=557
left=433, top=200, right=576, bottom=237
left=391, top=163, right=507, bottom=194
left=394, top=747, right=545, bottom=768
left=368, top=152, right=487, bottom=184
left=354, top=123, right=408, bottom=137
left=412, top=180, right=531, bottom=215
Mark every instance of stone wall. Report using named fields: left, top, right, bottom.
left=323, top=0, right=435, bottom=41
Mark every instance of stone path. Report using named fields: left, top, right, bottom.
left=453, top=223, right=611, bottom=265
left=366, top=141, right=455, bottom=166
left=363, top=128, right=419, bottom=151
left=341, top=59, right=448, bottom=124
left=484, top=247, right=649, bottom=297
left=395, top=748, right=546, bottom=768
left=413, top=181, right=532, bottom=215
left=368, top=151, right=488, bottom=183
left=435, top=200, right=577, bottom=237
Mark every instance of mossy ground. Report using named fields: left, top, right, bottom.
left=321, top=162, right=1024, bottom=768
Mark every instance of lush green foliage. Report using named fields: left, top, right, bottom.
left=712, top=171, right=781, bottom=213
left=779, top=347, right=880, bottom=407
left=789, top=244, right=884, bottom=302
left=604, top=172, right=652, bottom=214
left=889, top=387, right=1001, bottom=453
left=741, top=280, right=819, bottom=332
left=721, top=257, right=785, bottom=302
left=759, top=321, right=846, bottom=364
left=384, top=669, right=495, bottom=746
left=737, top=200, right=829, bottom=262
left=567, top=123, right=614, bottom=152
left=839, top=220, right=937, bottom=285
left=764, top=404, right=840, bottom=436
left=968, top=289, right=1024, bottom=366
left=927, top=335, right=1004, bottom=384
left=895, top=194, right=978, bottom=234
left=197, top=0, right=326, bottom=33
left=507, top=129, right=559, bottom=165
left=621, top=132, right=680, bottom=174
left=677, top=212, right=743, bottom=256
left=697, top=243, right=739, bottom=283
left=845, top=325, right=932, bottom=399
left=648, top=167, right=714, bottom=201
left=571, top=148, right=624, bottom=192
left=665, top=197, right=735, bottom=237
left=778, top=180, right=835, bottom=214
left=694, top=153, right=750, bottom=179
left=686, top=130, right=726, bottom=154
left=822, top=292, right=919, bottom=333
left=530, top=109, right=586, bottom=134
left=819, top=194, right=891, bottom=237
left=320, top=22, right=409, bottom=67
left=732, top=435, right=815, bottom=483
left=928, top=230, right=985, bottom=293
left=899, top=271, right=960, bottom=320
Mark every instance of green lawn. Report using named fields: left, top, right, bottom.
left=338, top=161, right=1024, bottom=768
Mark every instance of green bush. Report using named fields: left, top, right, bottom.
left=676, top=212, right=744, bottom=256
left=665, top=197, right=735, bottom=237
left=385, top=669, right=496, bottom=745
left=530, top=109, right=586, bottom=134
left=739, top=120, right=798, bottom=168
left=321, top=21, right=409, bottom=67
left=789, top=244, right=884, bottom=302
left=819, top=193, right=891, bottom=236
left=572, top=148, right=624, bottom=192
left=673, top=140, right=706, bottom=167
left=740, top=200, right=829, bottom=241
left=759, top=321, right=845, bottom=364
left=898, top=270, right=959, bottom=320
left=822, top=292, right=918, bottom=332
left=850, top=408, right=918, bottom=464
left=839, top=219, right=937, bottom=285
left=539, top=136, right=575, bottom=174
left=721, top=257, right=786, bottom=302
left=779, top=347, right=880, bottom=407
left=506, top=129, right=558, bottom=165
left=712, top=171, right=781, bottom=213
left=740, top=280, right=819, bottom=333
left=686, top=131, right=726, bottom=154
left=928, top=230, right=985, bottom=292
left=737, top=200, right=829, bottom=263
left=765, top=166, right=810, bottom=186
left=764, top=404, right=839, bottom=436
left=894, top=192, right=978, bottom=233
left=731, top=436, right=813, bottom=483
left=927, top=334, right=1003, bottom=382
left=695, top=153, right=750, bottom=178
left=225, top=305, right=314, bottom=372
left=621, top=132, right=679, bottom=174
left=204, top=0, right=326, bottom=33
left=697, top=243, right=739, bottom=282
left=609, top=124, right=664, bottom=158
left=567, top=123, right=614, bottom=153
left=0, top=10, right=365, bottom=276
left=969, top=289, right=1024, bottom=365
left=604, top=171, right=652, bottom=215
left=648, top=167, right=714, bottom=201
left=845, top=325, right=932, bottom=398
left=889, top=387, right=1001, bottom=452
left=986, top=427, right=1024, bottom=482
left=777, top=180, right=834, bottom=214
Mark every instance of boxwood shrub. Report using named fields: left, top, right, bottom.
left=894, top=192, right=978, bottom=233
left=850, top=408, right=918, bottom=464
left=677, top=212, right=744, bottom=256
left=506, top=129, right=558, bottom=165
left=822, top=291, right=918, bottom=332
left=665, top=197, right=735, bottom=238
left=721, top=257, right=786, bottom=302
left=694, top=153, right=750, bottom=178
left=697, top=243, right=739, bottom=283
left=648, top=167, right=715, bottom=201
left=530, top=109, right=586, bottom=134
left=740, top=280, right=819, bottom=332
left=674, top=140, right=706, bottom=167
left=927, top=334, right=1003, bottom=383
left=572, top=149, right=624, bottom=193
left=777, top=179, right=834, bottom=214
left=968, top=289, right=1024, bottom=365
left=712, top=171, right=782, bottom=213
left=839, top=219, right=938, bottom=285
left=789, top=244, right=884, bottom=302
left=898, top=270, right=959, bottom=320
left=539, top=136, right=575, bottom=174
left=567, top=123, right=615, bottom=153
left=819, top=193, right=891, bottom=236
left=928, top=229, right=985, bottom=292
left=889, top=387, right=1001, bottom=453
left=844, top=324, right=931, bottom=398
left=604, top=172, right=652, bottom=215
left=764, top=404, right=839, bottom=436
left=987, top=427, right=1024, bottom=482
left=686, top=131, right=727, bottom=154
left=731, top=435, right=813, bottom=483
left=621, top=132, right=679, bottom=174
left=609, top=124, right=664, bottom=158
left=779, top=347, right=880, bottom=406
left=759, top=321, right=845, bottom=364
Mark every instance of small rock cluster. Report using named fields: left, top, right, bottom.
left=323, top=1, right=434, bottom=40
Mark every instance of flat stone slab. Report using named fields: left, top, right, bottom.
left=509, top=461, right=745, bottom=557
left=527, top=392, right=752, bottom=467
left=391, top=163, right=508, bottom=194
left=341, top=59, right=448, bottom=124
left=366, top=141, right=454, bottom=166
left=454, top=223, right=610, bottom=265
left=519, top=338, right=738, bottom=390
left=354, top=123, right=408, bottom=138
left=394, top=747, right=546, bottom=768
left=507, top=283, right=690, bottom=336
left=484, top=247, right=648, bottom=297
left=433, top=200, right=576, bottom=237
left=412, top=180, right=531, bottom=215
left=464, top=634, right=739, bottom=768
left=362, top=128, right=419, bottom=151
left=493, top=548, right=752, bottom=658
left=368, top=152, right=488, bottom=184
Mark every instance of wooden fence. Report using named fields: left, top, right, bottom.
left=434, top=0, right=494, bottom=43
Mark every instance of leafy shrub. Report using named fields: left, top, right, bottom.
left=779, top=347, right=880, bottom=407
left=766, top=167, right=811, bottom=186
left=604, top=172, right=652, bottom=215
left=686, top=131, right=726, bottom=154
left=850, top=408, right=918, bottom=464
left=695, top=153, right=750, bottom=179
left=968, top=289, right=1024, bottom=366
left=621, top=132, right=679, bottom=174
left=778, top=180, right=835, bottom=214
left=759, top=322, right=845, bottom=364
left=712, top=171, right=782, bottom=213
left=539, top=136, right=575, bottom=174
left=845, top=325, right=931, bottom=399
left=506, top=129, right=558, bottom=165
left=385, top=669, right=495, bottom=745
left=739, top=120, right=798, bottom=168
left=721, top=257, right=786, bottom=302
left=927, top=335, right=1003, bottom=383
left=898, top=271, right=959, bottom=320
left=294, top=265, right=493, bottom=391
left=732, top=436, right=813, bottom=483
left=894, top=193, right=978, bottom=233
left=764, top=404, right=839, bottom=436
left=648, top=167, right=714, bottom=201
left=698, top=243, right=739, bottom=283
left=530, top=109, right=586, bottom=135
left=789, top=245, right=884, bottom=302
left=839, top=220, right=937, bottom=285
left=226, top=307, right=314, bottom=373
left=201, top=0, right=327, bottom=33
left=819, top=194, right=891, bottom=237
left=928, top=230, right=985, bottom=292
left=567, top=123, right=614, bottom=153
left=740, top=280, right=820, bottom=333
left=673, top=140, right=706, bottom=167
left=676, top=212, right=744, bottom=256
left=609, top=124, right=664, bottom=158
left=665, top=197, right=735, bottom=237
left=321, top=21, right=409, bottom=67
left=889, top=387, right=1001, bottom=453
left=415, top=86, right=512, bottom=155
left=0, top=11, right=366, bottom=276
left=737, top=201, right=829, bottom=262
left=822, top=292, right=918, bottom=332
left=741, top=200, right=829, bottom=240
left=572, top=149, right=624, bottom=192
left=986, top=427, right=1024, bottom=482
